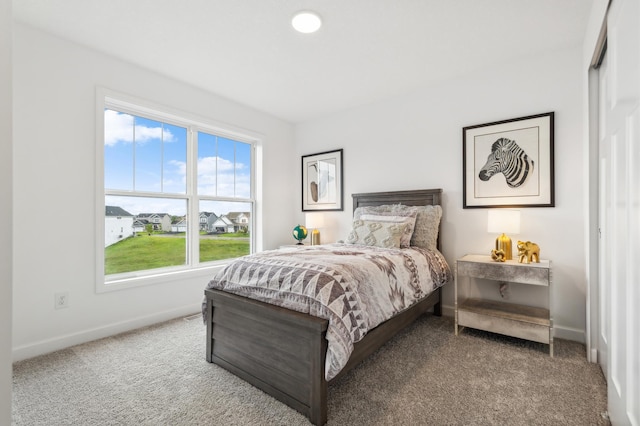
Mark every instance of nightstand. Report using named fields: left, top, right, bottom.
left=454, top=254, right=553, bottom=356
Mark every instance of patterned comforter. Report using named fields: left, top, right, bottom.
left=204, top=243, right=451, bottom=380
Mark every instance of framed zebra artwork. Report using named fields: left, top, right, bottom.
left=462, top=112, right=554, bottom=208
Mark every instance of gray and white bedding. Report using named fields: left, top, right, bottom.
left=204, top=243, right=451, bottom=380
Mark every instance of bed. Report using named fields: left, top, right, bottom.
left=203, top=189, right=450, bottom=425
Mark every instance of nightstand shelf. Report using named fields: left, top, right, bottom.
left=455, top=254, right=553, bottom=356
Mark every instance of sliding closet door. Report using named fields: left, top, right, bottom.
left=597, top=51, right=610, bottom=387
left=598, top=0, right=639, bottom=423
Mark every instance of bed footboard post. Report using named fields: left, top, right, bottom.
left=309, top=333, right=328, bottom=426
left=434, top=287, right=443, bottom=316
left=205, top=295, right=213, bottom=363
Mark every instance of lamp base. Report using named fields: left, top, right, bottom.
left=311, top=229, right=321, bottom=246
left=495, top=234, right=512, bottom=260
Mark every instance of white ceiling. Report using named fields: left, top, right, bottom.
left=13, top=0, right=593, bottom=123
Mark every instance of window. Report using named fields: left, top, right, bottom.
left=98, top=93, right=255, bottom=287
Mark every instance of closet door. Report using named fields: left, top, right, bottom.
left=598, top=0, right=639, bottom=423
left=597, top=50, right=609, bottom=389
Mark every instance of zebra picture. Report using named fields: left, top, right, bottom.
left=478, top=138, right=534, bottom=188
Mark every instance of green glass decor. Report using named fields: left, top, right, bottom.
left=292, top=225, right=308, bottom=245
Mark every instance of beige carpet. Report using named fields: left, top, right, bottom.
left=12, top=314, right=608, bottom=425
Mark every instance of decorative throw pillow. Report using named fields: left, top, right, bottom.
left=358, top=213, right=416, bottom=248
left=353, top=206, right=417, bottom=248
left=353, top=203, right=442, bottom=250
left=410, top=205, right=442, bottom=250
left=346, top=220, right=405, bottom=249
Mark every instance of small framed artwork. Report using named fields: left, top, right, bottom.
left=302, top=149, right=343, bottom=211
left=463, top=112, right=554, bottom=208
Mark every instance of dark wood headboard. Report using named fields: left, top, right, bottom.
left=352, top=189, right=442, bottom=211
left=351, top=189, right=443, bottom=250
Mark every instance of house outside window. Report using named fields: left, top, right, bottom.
left=97, top=92, right=255, bottom=289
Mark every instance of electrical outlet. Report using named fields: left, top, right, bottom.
left=54, top=292, right=69, bottom=309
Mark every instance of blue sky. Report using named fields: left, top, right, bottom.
left=104, top=109, right=251, bottom=216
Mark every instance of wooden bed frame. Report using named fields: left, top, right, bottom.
left=205, top=189, right=444, bottom=425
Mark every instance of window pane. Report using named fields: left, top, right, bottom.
left=163, top=123, right=187, bottom=194
left=199, top=200, right=251, bottom=263
left=104, top=109, right=134, bottom=191
left=197, top=133, right=252, bottom=198
left=198, top=132, right=217, bottom=196
left=105, top=196, right=187, bottom=276
left=217, top=137, right=235, bottom=197
left=134, top=117, right=163, bottom=192
left=105, top=110, right=187, bottom=194
left=235, top=141, right=252, bottom=198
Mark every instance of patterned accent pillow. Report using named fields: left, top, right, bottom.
left=354, top=203, right=442, bottom=250
left=353, top=207, right=417, bottom=248
left=346, top=220, right=405, bottom=249
left=358, top=213, right=416, bottom=248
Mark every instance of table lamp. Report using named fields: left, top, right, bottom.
left=305, top=213, right=325, bottom=246
left=487, top=209, right=521, bottom=260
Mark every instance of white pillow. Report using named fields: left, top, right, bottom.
left=346, top=220, right=405, bottom=249
left=358, top=213, right=416, bottom=248
left=354, top=206, right=417, bottom=248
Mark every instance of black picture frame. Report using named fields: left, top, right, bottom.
left=463, top=112, right=554, bottom=208
left=302, top=149, right=343, bottom=211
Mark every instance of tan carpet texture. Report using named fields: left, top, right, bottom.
left=13, top=314, right=608, bottom=425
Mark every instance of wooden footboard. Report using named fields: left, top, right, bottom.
left=205, top=288, right=330, bottom=425
left=205, top=286, right=442, bottom=425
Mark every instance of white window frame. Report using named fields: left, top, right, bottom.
left=95, top=88, right=258, bottom=292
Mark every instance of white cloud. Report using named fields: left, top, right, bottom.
left=197, top=156, right=249, bottom=196
left=168, top=156, right=243, bottom=195
left=198, top=156, right=234, bottom=173
left=104, top=109, right=176, bottom=147
left=168, top=159, right=186, bottom=176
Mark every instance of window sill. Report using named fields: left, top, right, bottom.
left=96, top=263, right=228, bottom=293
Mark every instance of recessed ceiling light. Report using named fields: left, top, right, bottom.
left=291, top=11, right=322, bottom=34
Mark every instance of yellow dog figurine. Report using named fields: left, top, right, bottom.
left=517, top=240, right=540, bottom=264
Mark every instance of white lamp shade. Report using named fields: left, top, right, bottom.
left=305, top=213, right=325, bottom=229
left=487, top=209, right=521, bottom=234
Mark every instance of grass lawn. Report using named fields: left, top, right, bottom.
left=105, top=234, right=249, bottom=275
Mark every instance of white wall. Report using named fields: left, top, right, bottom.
left=295, top=45, right=587, bottom=342
left=12, top=24, right=296, bottom=360
left=0, top=0, right=12, bottom=422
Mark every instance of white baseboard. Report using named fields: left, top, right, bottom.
left=441, top=304, right=455, bottom=317
left=553, top=325, right=586, bottom=344
left=12, top=303, right=201, bottom=362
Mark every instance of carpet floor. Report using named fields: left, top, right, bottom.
left=12, top=314, right=608, bottom=425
